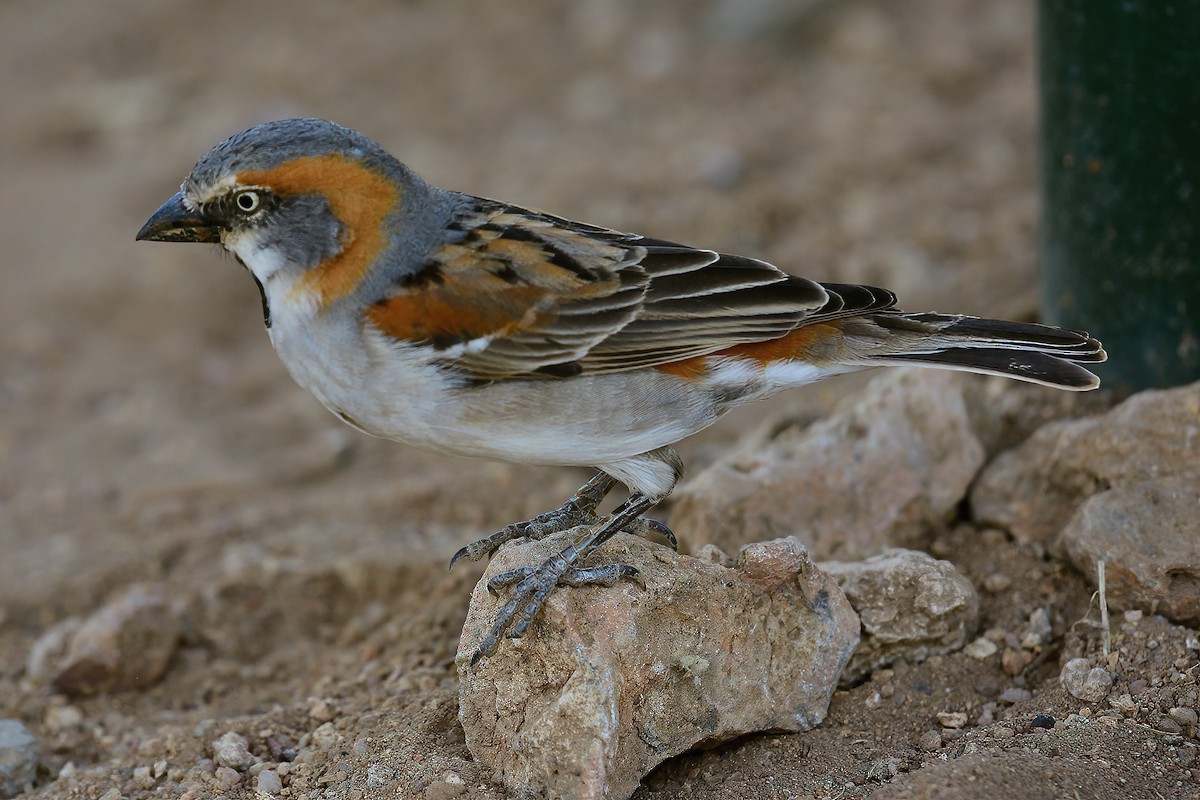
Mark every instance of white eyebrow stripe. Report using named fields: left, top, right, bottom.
left=188, top=174, right=241, bottom=206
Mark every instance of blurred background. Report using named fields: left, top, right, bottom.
left=0, top=0, right=1040, bottom=620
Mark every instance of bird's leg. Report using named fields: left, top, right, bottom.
left=468, top=493, right=655, bottom=665
left=448, top=473, right=613, bottom=570
left=449, top=472, right=675, bottom=571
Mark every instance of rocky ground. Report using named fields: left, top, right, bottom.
left=2, top=1, right=1197, bottom=798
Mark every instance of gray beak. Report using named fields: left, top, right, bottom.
left=136, top=192, right=220, bottom=243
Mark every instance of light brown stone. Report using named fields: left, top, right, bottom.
left=1059, top=475, right=1200, bottom=625
left=671, top=370, right=984, bottom=560
left=971, top=382, right=1200, bottom=546
left=457, top=535, right=858, bottom=800
left=51, top=583, right=180, bottom=696
left=822, top=549, right=979, bottom=684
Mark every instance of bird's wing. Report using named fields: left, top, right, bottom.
left=365, top=197, right=840, bottom=381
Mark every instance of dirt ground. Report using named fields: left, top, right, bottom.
left=1, top=1, right=1196, bottom=798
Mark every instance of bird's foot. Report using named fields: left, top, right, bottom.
left=448, top=473, right=675, bottom=571
left=467, top=494, right=654, bottom=665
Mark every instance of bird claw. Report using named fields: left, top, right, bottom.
left=470, top=554, right=641, bottom=664
left=634, top=518, right=676, bottom=550
left=448, top=473, right=616, bottom=571
left=468, top=493, right=656, bottom=665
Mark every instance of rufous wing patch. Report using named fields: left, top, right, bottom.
left=237, top=154, right=399, bottom=305
left=720, top=321, right=846, bottom=364
left=366, top=225, right=624, bottom=348
left=654, top=321, right=847, bottom=380
left=366, top=277, right=549, bottom=345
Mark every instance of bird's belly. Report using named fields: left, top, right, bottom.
left=430, top=370, right=719, bottom=466
left=269, top=321, right=717, bottom=466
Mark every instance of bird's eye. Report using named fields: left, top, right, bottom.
left=234, top=190, right=261, bottom=214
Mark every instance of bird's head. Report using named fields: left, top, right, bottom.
left=137, top=118, right=443, bottom=308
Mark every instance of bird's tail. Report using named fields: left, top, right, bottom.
left=853, top=312, right=1106, bottom=390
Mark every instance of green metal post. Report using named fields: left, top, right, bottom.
left=1039, top=1, right=1200, bottom=392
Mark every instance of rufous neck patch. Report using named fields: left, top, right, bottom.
left=238, top=154, right=399, bottom=306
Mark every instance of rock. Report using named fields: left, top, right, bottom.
left=964, top=637, right=998, bottom=659
left=1059, top=658, right=1113, bottom=703
left=25, top=617, right=82, bottom=681
left=998, top=687, right=1032, bottom=704
left=132, top=765, right=154, bottom=788
left=821, top=549, right=979, bottom=684
left=457, top=534, right=858, bottom=800
left=43, top=703, right=83, bottom=733
left=918, top=729, right=943, bottom=751
left=937, top=711, right=968, bottom=729
left=981, top=572, right=1012, bottom=593
left=214, top=765, right=242, bottom=789
left=211, top=731, right=253, bottom=770
left=257, top=769, right=283, bottom=793
left=959, top=377, right=1112, bottom=461
left=1170, top=707, right=1198, bottom=727
left=972, top=382, right=1200, bottom=547
left=671, top=370, right=984, bottom=560
left=1001, top=647, right=1033, bottom=676
left=1108, top=693, right=1139, bottom=717
left=51, top=583, right=180, bottom=696
left=0, top=720, right=39, bottom=799
left=308, top=722, right=340, bottom=751
left=1058, top=475, right=1200, bottom=625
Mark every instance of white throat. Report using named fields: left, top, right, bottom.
left=223, top=229, right=320, bottom=324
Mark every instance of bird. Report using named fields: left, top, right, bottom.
left=137, top=118, right=1105, bottom=664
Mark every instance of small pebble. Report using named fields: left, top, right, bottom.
left=43, top=704, right=83, bottom=732
left=0, top=719, right=40, bottom=798
left=918, top=730, right=942, bottom=751
left=1060, top=658, right=1113, bottom=703
left=964, top=638, right=998, bottom=659
left=215, top=765, right=242, bottom=789
left=257, top=769, right=283, bottom=793
left=992, top=726, right=1015, bottom=740
left=307, top=697, right=337, bottom=722
left=1108, top=694, right=1139, bottom=716
left=310, top=722, right=339, bottom=750
left=1124, top=609, right=1143, bottom=623
left=1001, top=647, right=1033, bottom=676
left=937, top=711, right=968, bottom=729
left=999, top=687, right=1032, bottom=704
left=1025, top=608, right=1051, bottom=646
left=1158, top=717, right=1184, bottom=734
left=1169, top=707, right=1198, bottom=727
left=982, top=573, right=1012, bottom=593
left=132, top=765, right=154, bottom=788
left=867, top=758, right=901, bottom=781
left=212, top=731, right=253, bottom=770
left=1031, top=714, right=1055, bottom=729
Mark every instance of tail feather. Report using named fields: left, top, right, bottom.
left=880, top=347, right=1101, bottom=390
left=863, top=313, right=1106, bottom=391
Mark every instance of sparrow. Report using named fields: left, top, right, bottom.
left=137, top=118, right=1106, bottom=664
